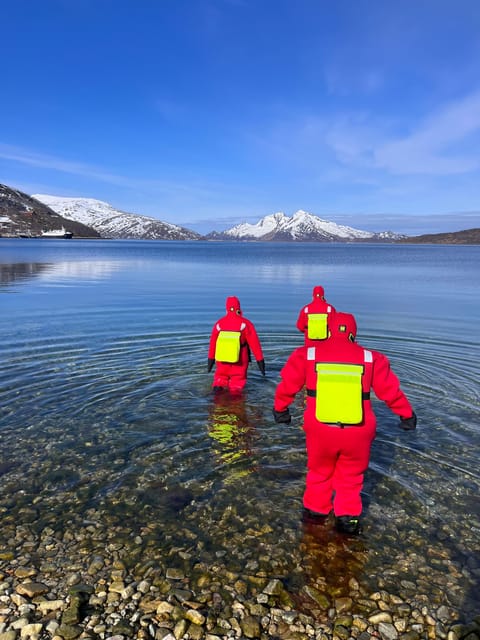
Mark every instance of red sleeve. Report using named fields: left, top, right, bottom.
left=371, top=351, right=414, bottom=419
left=274, top=348, right=307, bottom=412
left=296, top=307, right=307, bottom=333
left=208, top=322, right=220, bottom=359
left=243, top=320, right=264, bottom=361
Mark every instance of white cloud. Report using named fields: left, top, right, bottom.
left=0, top=142, right=269, bottom=221
left=325, top=66, right=385, bottom=97
left=0, top=143, right=129, bottom=186
left=324, top=113, right=378, bottom=168
left=374, top=90, right=480, bottom=175
left=328, top=211, right=480, bottom=235
left=320, top=90, right=480, bottom=178
left=0, top=143, right=221, bottom=199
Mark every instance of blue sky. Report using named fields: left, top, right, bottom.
left=2, top=0, right=480, bottom=235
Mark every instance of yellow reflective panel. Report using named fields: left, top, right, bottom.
left=307, top=313, right=328, bottom=340
left=215, top=330, right=241, bottom=362
left=314, top=362, right=364, bottom=424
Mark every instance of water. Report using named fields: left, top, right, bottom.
left=1, top=239, right=479, bottom=621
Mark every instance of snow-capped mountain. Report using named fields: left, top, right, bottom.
left=0, top=184, right=99, bottom=238
left=28, top=194, right=405, bottom=242
left=32, top=195, right=201, bottom=240
left=220, top=210, right=403, bottom=241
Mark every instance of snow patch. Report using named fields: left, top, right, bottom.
left=225, top=210, right=375, bottom=240
left=33, top=195, right=199, bottom=240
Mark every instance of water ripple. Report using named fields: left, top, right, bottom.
left=0, top=321, right=479, bottom=621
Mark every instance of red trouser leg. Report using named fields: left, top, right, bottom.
left=213, top=362, right=230, bottom=389
left=228, top=364, right=248, bottom=392
left=332, top=426, right=375, bottom=516
left=303, top=420, right=376, bottom=516
left=227, top=349, right=249, bottom=392
left=213, top=362, right=248, bottom=392
left=303, top=423, right=338, bottom=514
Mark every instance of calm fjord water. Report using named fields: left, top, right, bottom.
left=1, top=239, right=479, bottom=620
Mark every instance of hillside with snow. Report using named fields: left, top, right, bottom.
left=215, top=210, right=404, bottom=242
left=32, top=195, right=201, bottom=240
left=0, top=184, right=99, bottom=238
left=3, top=185, right=407, bottom=242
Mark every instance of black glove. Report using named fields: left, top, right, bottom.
left=207, top=358, right=215, bottom=373
left=273, top=408, right=291, bottom=424
left=399, top=411, right=417, bottom=431
left=257, top=359, right=266, bottom=376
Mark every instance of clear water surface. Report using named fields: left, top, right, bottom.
left=0, top=239, right=479, bottom=621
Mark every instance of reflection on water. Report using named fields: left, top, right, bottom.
left=0, top=240, right=479, bottom=624
left=207, top=390, right=260, bottom=484
left=38, top=260, right=123, bottom=283
left=0, top=262, right=52, bottom=287
left=297, top=519, right=368, bottom=603
left=0, top=260, right=124, bottom=288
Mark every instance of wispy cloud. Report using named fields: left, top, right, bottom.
left=0, top=143, right=130, bottom=186
left=0, top=142, right=265, bottom=219
left=324, top=113, right=379, bottom=169
left=374, top=90, right=480, bottom=175
left=325, top=66, right=385, bottom=97
left=329, top=211, right=480, bottom=235
left=0, top=142, right=220, bottom=199
left=323, top=90, right=480, bottom=177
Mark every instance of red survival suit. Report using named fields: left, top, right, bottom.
left=274, top=313, right=415, bottom=517
left=208, top=296, right=265, bottom=392
left=296, top=285, right=336, bottom=345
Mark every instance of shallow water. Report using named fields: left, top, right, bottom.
left=0, top=239, right=479, bottom=621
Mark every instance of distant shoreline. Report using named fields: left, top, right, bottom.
left=1, top=236, right=479, bottom=245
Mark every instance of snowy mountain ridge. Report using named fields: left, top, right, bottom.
left=223, top=209, right=402, bottom=241
left=32, top=194, right=201, bottom=240
left=32, top=193, right=404, bottom=241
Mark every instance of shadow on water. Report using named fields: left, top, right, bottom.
left=290, top=520, right=369, bottom=618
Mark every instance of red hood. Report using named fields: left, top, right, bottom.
left=226, top=296, right=242, bottom=314
left=331, top=312, right=357, bottom=341
left=313, top=285, right=325, bottom=299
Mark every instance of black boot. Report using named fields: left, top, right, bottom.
left=302, top=507, right=329, bottom=524
left=335, top=515, right=361, bottom=535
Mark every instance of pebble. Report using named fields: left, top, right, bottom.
left=15, top=583, right=49, bottom=599
left=0, top=474, right=478, bottom=640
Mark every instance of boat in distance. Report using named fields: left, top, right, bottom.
left=41, top=227, right=73, bottom=239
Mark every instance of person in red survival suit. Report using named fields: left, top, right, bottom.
left=208, top=296, right=265, bottom=393
left=296, top=285, right=336, bottom=345
left=273, top=312, right=417, bottom=534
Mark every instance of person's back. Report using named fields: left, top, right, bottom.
left=273, top=312, right=416, bottom=533
left=296, top=285, right=336, bottom=344
left=208, top=296, right=265, bottom=392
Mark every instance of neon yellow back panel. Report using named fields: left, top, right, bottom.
left=215, top=331, right=241, bottom=363
left=315, top=362, right=364, bottom=424
left=307, top=313, right=328, bottom=340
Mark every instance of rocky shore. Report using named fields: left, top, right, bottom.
left=1, top=510, right=479, bottom=640
left=1, top=389, right=478, bottom=640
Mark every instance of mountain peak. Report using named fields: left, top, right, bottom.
left=3, top=184, right=408, bottom=242
left=292, top=209, right=310, bottom=218
left=222, top=210, right=387, bottom=242
left=33, top=194, right=201, bottom=240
